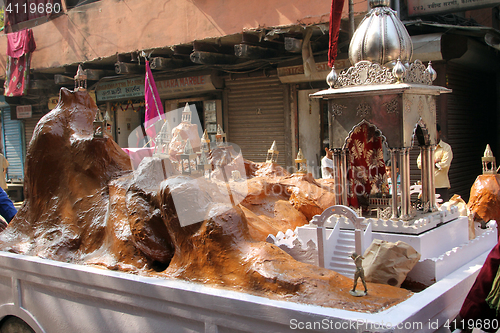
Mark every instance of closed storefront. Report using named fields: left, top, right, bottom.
left=225, top=75, right=289, bottom=167
left=96, top=77, right=143, bottom=148
left=445, top=62, right=497, bottom=200
left=24, top=116, right=42, bottom=149
left=1, top=106, right=25, bottom=184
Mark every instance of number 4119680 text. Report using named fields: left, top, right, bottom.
left=5, top=2, right=61, bottom=15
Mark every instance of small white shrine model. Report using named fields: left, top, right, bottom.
left=268, top=0, right=497, bottom=286
left=266, top=141, right=279, bottom=163
left=482, top=144, right=497, bottom=174
left=181, top=103, right=192, bottom=123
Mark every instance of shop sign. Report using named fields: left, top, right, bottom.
left=408, top=0, right=498, bottom=16
left=96, top=78, right=144, bottom=102
left=16, top=105, right=32, bottom=119
left=156, top=75, right=215, bottom=97
left=277, top=59, right=351, bottom=83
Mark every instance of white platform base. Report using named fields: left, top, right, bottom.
left=0, top=247, right=491, bottom=333
left=406, top=223, right=497, bottom=285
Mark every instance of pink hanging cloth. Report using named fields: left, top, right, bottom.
left=4, top=29, right=36, bottom=97
left=143, top=59, right=165, bottom=146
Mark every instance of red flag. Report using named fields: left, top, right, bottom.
left=144, top=60, right=164, bottom=144
left=328, top=0, right=345, bottom=68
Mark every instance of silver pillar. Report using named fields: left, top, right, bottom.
left=332, top=149, right=342, bottom=205
left=428, top=144, right=438, bottom=212
left=341, top=149, right=348, bottom=206
left=390, top=148, right=399, bottom=220
left=399, top=148, right=411, bottom=220
left=420, top=146, right=429, bottom=209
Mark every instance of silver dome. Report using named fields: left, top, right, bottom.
left=348, top=3, right=413, bottom=66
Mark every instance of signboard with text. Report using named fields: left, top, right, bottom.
left=408, top=0, right=498, bottom=16
left=96, top=75, right=217, bottom=101
left=156, top=75, right=215, bottom=97
left=96, top=78, right=144, bottom=102
left=16, top=105, right=32, bottom=119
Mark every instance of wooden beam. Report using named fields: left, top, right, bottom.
left=54, top=75, right=74, bottom=86
left=193, top=41, right=234, bottom=54
left=149, top=57, right=183, bottom=70
left=115, top=62, right=144, bottom=75
left=173, top=45, right=193, bottom=57
left=84, top=69, right=115, bottom=81
left=29, top=80, right=56, bottom=90
left=190, top=51, right=238, bottom=65
left=234, top=44, right=278, bottom=59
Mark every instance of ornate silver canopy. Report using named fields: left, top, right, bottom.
left=349, top=0, right=413, bottom=66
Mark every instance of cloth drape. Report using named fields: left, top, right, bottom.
left=4, top=29, right=36, bottom=97
left=460, top=241, right=500, bottom=331
left=328, top=0, right=345, bottom=68
left=346, top=123, right=386, bottom=208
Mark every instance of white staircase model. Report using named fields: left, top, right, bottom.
left=328, top=229, right=356, bottom=278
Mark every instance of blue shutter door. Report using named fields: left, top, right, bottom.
left=2, top=107, right=25, bottom=182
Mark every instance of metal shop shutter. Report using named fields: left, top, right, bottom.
left=24, top=115, right=42, bottom=149
left=226, top=76, right=286, bottom=166
left=1, top=107, right=25, bottom=182
left=445, top=62, right=496, bottom=201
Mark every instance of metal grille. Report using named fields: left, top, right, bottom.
left=226, top=76, right=286, bottom=167
left=1, top=108, right=25, bottom=182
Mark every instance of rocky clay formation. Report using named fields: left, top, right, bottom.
left=468, top=174, right=500, bottom=229
left=0, top=88, right=411, bottom=311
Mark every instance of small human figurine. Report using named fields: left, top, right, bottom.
left=349, top=252, right=368, bottom=296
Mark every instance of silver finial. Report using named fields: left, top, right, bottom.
left=425, top=61, right=437, bottom=82
left=392, top=58, right=406, bottom=83
left=349, top=0, right=413, bottom=66
left=326, top=67, right=338, bottom=89
left=369, top=0, right=391, bottom=7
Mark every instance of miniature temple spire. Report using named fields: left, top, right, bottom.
left=201, top=129, right=211, bottom=153
left=154, top=120, right=171, bottom=155
left=482, top=144, right=497, bottom=174
left=74, top=64, right=87, bottom=91
left=181, top=103, right=192, bottom=123
left=295, top=148, right=307, bottom=174
left=215, top=124, right=226, bottom=146
left=181, top=139, right=197, bottom=174
left=197, top=149, right=211, bottom=179
left=266, top=141, right=279, bottom=163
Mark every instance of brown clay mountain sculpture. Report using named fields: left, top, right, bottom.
left=0, top=88, right=411, bottom=311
